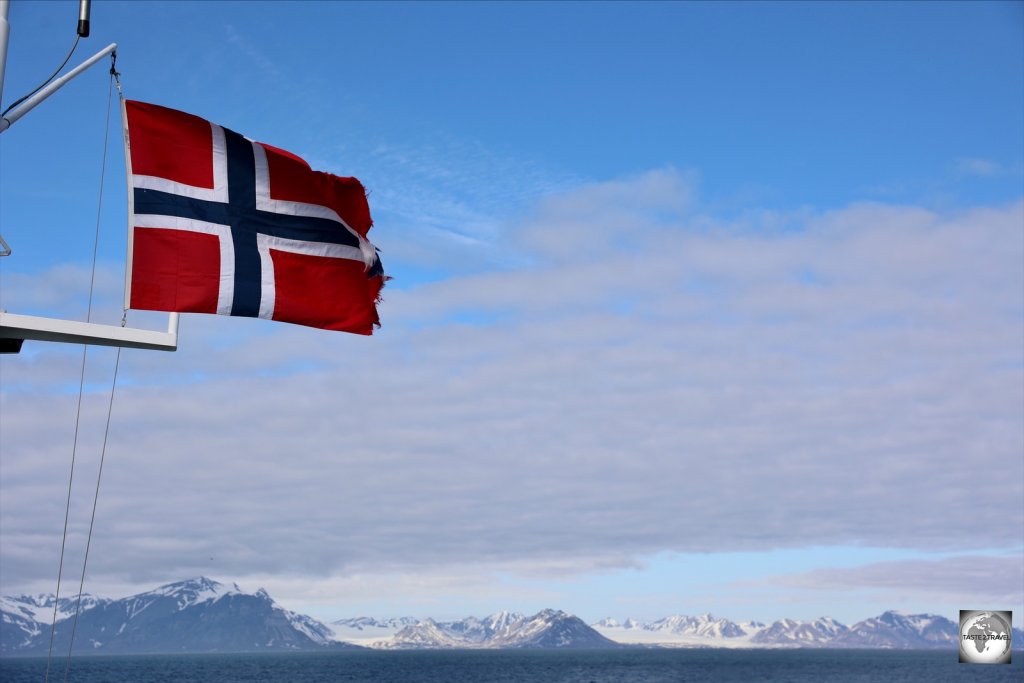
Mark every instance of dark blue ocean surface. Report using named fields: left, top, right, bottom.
left=2, top=649, right=1022, bottom=683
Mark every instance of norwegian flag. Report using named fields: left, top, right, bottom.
left=123, top=100, right=384, bottom=334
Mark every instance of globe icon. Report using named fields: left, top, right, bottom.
left=959, top=611, right=1012, bottom=664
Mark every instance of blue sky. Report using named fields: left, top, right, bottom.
left=1, top=1, right=1021, bottom=626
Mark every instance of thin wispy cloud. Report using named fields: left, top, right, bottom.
left=224, top=24, right=283, bottom=80
left=955, top=157, right=1002, bottom=177
left=359, top=136, right=582, bottom=273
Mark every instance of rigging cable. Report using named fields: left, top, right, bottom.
left=43, top=54, right=119, bottom=683
left=0, top=34, right=80, bottom=117
left=63, top=346, right=121, bottom=683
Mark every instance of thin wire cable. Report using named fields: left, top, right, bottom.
left=43, top=62, right=117, bottom=683
left=1, top=35, right=80, bottom=117
left=63, top=346, right=121, bottom=683
left=42, top=353, right=86, bottom=683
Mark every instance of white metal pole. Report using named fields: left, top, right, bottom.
left=121, top=95, right=134, bottom=311
left=0, top=0, right=11, bottom=109
left=0, top=41, right=115, bottom=133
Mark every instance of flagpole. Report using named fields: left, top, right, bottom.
left=0, top=1, right=10, bottom=108
left=0, top=42, right=116, bottom=133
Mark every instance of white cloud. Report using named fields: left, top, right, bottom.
left=515, top=167, right=696, bottom=262
left=765, top=554, right=1024, bottom=609
left=225, top=24, right=282, bottom=80
left=1, top=171, right=1021, bottom=606
left=955, top=158, right=1001, bottom=177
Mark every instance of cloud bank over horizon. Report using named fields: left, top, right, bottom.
left=2, top=169, right=1022, bottom=623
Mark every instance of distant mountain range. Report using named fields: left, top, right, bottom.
left=2, top=577, right=1021, bottom=655
left=358, top=610, right=620, bottom=649
left=591, top=611, right=1020, bottom=650
left=0, top=577, right=353, bottom=655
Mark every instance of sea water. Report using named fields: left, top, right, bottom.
left=2, top=648, right=1022, bottom=682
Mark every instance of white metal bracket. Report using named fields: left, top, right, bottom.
left=0, top=311, right=178, bottom=352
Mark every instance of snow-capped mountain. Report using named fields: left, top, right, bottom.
left=750, top=617, right=849, bottom=646
left=1, top=592, right=113, bottom=652
left=831, top=611, right=957, bottom=649
left=493, top=610, right=619, bottom=648
left=0, top=577, right=354, bottom=655
left=440, top=611, right=525, bottom=644
left=380, top=609, right=619, bottom=649
left=594, top=612, right=1023, bottom=650
left=1, top=593, right=109, bottom=625
left=593, top=614, right=766, bottom=648
left=646, top=613, right=749, bottom=638
left=384, top=617, right=469, bottom=649
left=593, top=617, right=643, bottom=630
left=332, top=616, right=420, bottom=631
left=329, top=616, right=420, bottom=647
